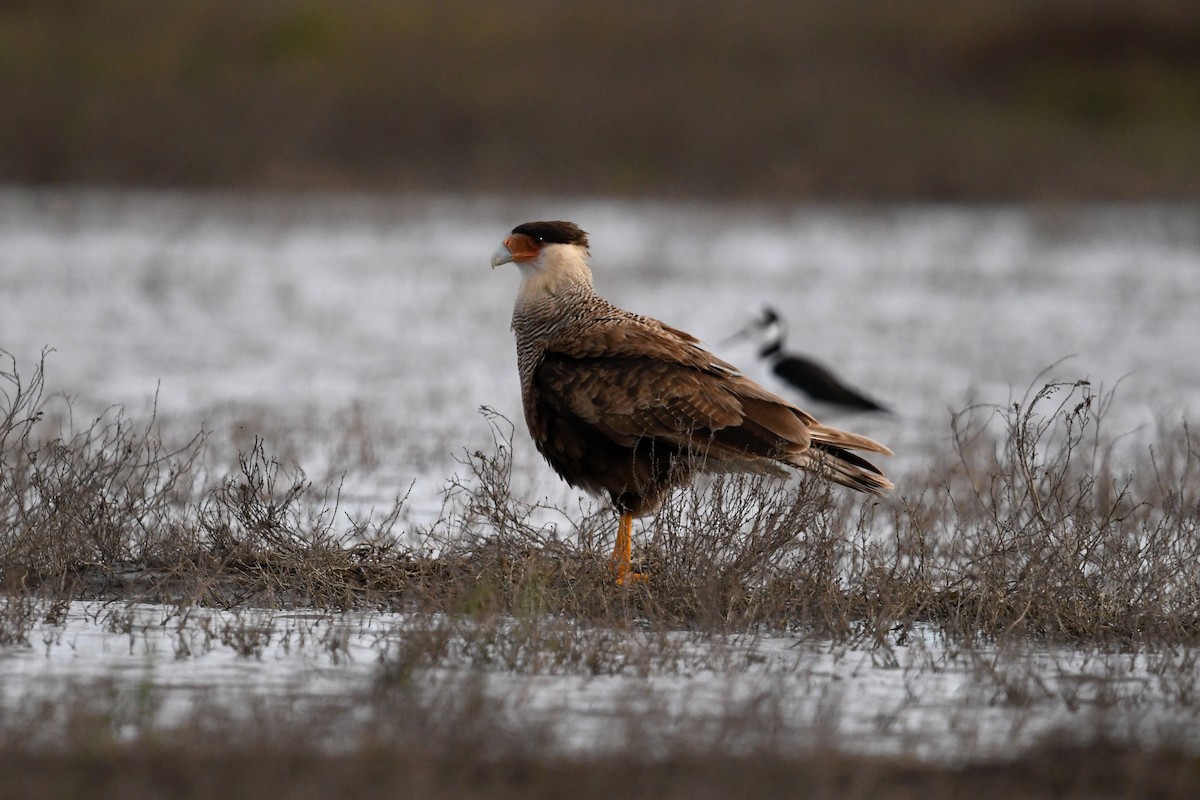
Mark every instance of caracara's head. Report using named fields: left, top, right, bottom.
left=491, top=221, right=589, bottom=269
left=492, top=221, right=593, bottom=301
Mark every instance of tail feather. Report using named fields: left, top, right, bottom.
left=808, top=422, right=893, bottom=457
left=803, top=442, right=893, bottom=496
left=799, top=420, right=893, bottom=496
left=720, top=380, right=893, bottom=496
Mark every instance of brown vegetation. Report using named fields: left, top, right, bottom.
left=2, top=0, right=1200, bottom=198
left=3, top=348, right=1200, bottom=795
left=2, top=350, right=1198, bottom=646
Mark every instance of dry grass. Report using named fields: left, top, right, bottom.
left=928, top=380, right=1200, bottom=644
left=3, top=350, right=1200, bottom=794
left=2, top=351, right=1199, bottom=650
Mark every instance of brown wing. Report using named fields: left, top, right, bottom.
left=529, top=319, right=892, bottom=508
left=534, top=319, right=820, bottom=471
left=530, top=352, right=780, bottom=516
left=538, top=355, right=741, bottom=447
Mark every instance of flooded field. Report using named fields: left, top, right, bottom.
left=2, top=600, right=1196, bottom=763
left=3, top=190, right=1199, bottom=500
left=1, top=188, right=1199, bottom=766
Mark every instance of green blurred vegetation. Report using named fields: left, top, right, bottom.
left=1, top=0, right=1199, bottom=198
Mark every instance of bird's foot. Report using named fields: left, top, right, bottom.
left=611, top=560, right=649, bottom=586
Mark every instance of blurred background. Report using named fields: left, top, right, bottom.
left=4, top=0, right=1199, bottom=200
left=4, top=0, right=1200, bottom=487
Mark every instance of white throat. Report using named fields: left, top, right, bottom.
left=515, top=243, right=594, bottom=307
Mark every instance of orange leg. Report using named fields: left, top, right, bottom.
left=610, top=512, right=647, bottom=585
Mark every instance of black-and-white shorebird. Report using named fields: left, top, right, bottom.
left=491, top=223, right=892, bottom=584
left=725, top=307, right=890, bottom=414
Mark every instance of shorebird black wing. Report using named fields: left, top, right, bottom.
left=772, top=354, right=890, bottom=413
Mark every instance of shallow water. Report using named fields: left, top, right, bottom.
left=2, top=601, right=1195, bottom=761
left=3, top=190, right=1199, bottom=513
left=2, top=189, right=1200, bottom=759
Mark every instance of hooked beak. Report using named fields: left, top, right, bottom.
left=490, top=243, right=513, bottom=268
left=490, top=233, right=540, bottom=268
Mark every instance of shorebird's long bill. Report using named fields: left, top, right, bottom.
left=719, top=324, right=753, bottom=347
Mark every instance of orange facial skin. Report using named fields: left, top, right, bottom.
left=502, top=233, right=541, bottom=262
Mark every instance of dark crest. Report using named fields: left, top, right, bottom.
left=512, top=221, right=589, bottom=248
